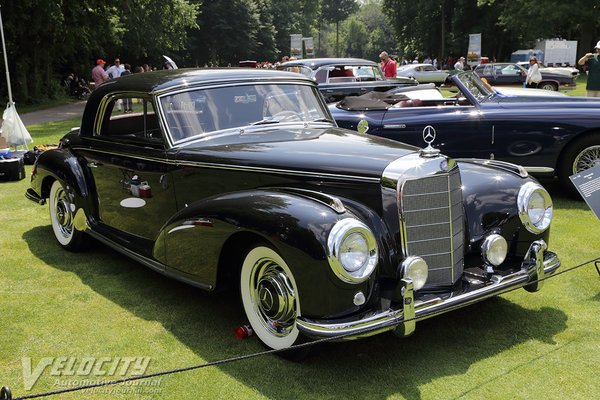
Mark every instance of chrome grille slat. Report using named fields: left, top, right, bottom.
left=400, top=168, right=464, bottom=286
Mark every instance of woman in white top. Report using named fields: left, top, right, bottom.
left=526, top=56, right=542, bottom=88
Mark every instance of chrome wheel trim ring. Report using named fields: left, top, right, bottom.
left=572, top=145, right=600, bottom=174
left=250, top=258, right=297, bottom=338
left=240, top=246, right=300, bottom=349
left=50, top=181, right=75, bottom=244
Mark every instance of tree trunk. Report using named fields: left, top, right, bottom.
left=336, top=21, right=339, bottom=58
left=440, top=2, right=445, bottom=66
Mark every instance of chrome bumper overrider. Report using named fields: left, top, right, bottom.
left=297, top=240, right=560, bottom=340
left=25, top=188, right=46, bottom=205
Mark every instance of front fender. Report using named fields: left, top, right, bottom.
left=457, top=160, right=551, bottom=260
left=156, top=190, right=375, bottom=318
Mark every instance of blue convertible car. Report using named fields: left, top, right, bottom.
left=330, top=72, right=600, bottom=195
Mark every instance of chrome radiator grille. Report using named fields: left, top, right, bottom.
left=400, top=168, right=464, bottom=286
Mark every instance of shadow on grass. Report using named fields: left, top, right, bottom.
left=23, top=226, right=567, bottom=400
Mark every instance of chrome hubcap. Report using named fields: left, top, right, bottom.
left=573, top=145, right=600, bottom=173
left=250, top=258, right=297, bottom=337
left=54, top=189, right=74, bottom=238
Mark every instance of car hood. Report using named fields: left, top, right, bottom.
left=175, top=126, right=419, bottom=180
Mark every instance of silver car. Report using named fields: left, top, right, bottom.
left=396, top=63, right=449, bottom=84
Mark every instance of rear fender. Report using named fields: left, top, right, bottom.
left=32, top=149, right=94, bottom=212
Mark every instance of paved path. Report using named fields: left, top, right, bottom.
left=19, top=101, right=87, bottom=126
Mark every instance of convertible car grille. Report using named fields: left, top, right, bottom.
left=400, top=168, right=464, bottom=286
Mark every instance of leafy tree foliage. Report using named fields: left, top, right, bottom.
left=321, top=0, right=358, bottom=56
left=0, top=0, right=197, bottom=104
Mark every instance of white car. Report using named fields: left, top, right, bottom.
left=396, top=63, right=449, bottom=84
left=516, top=61, right=579, bottom=79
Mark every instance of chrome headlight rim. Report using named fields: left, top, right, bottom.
left=517, top=182, right=553, bottom=234
left=481, top=234, right=508, bottom=266
left=400, top=256, right=428, bottom=291
left=327, top=218, right=378, bottom=284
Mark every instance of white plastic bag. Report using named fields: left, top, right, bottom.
left=0, top=103, right=32, bottom=147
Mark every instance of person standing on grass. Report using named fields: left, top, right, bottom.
left=106, top=58, right=123, bottom=79
left=120, top=64, right=133, bottom=113
left=578, top=40, right=600, bottom=97
left=379, top=51, right=396, bottom=78
left=526, top=56, right=542, bottom=88
left=91, top=59, right=108, bottom=88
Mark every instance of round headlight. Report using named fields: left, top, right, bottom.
left=400, top=256, right=428, bottom=291
left=327, top=219, right=378, bottom=284
left=481, top=234, right=508, bottom=266
left=517, top=182, right=553, bottom=234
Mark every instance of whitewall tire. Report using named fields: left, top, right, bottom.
left=240, top=246, right=301, bottom=350
left=49, top=180, right=85, bottom=251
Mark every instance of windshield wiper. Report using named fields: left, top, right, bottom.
left=310, top=117, right=335, bottom=123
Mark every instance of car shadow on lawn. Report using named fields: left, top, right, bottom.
left=23, top=226, right=568, bottom=400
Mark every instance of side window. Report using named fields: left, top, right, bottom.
left=99, top=97, right=163, bottom=144
left=314, top=69, right=328, bottom=83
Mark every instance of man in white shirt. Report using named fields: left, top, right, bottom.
left=454, top=57, right=465, bottom=70
left=106, top=58, right=123, bottom=79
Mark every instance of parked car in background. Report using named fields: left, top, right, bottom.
left=516, top=61, right=579, bottom=79
left=277, top=58, right=416, bottom=102
left=330, top=71, right=600, bottom=196
left=396, top=63, right=449, bottom=84
left=27, top=69, right=560, bottom=353
left=474, top=62, right=576, bottom=91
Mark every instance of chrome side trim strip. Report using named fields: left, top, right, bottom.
left=524, top=166, right=555, bottom=174
left=70, top=146, right=380, bottom=183
left=297, top=248, right=560, bottom=340
left=456, top=158, right=528, bottom=178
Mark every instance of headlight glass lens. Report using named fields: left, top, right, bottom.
left=518, top=182, right=553, bottom=234
left=340, top=232, right=369, bottom=272
left=401, top=257, right=428, bottom=291
left=327, top=219, right=378, bottom=284
left=482, top=234, right=508, bottom=266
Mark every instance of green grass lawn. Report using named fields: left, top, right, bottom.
left=1, top=101, right=600, bottom=400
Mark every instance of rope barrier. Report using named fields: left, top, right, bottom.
left=2, top=256, right=599, bottom=400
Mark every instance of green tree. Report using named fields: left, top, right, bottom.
left=191, top=0, right=261, bottom=66
left=343, top=17, right=368, bottom=57
left=0, top=0, right=198, bottom=104
left=322, top=0, right=358, bottom=57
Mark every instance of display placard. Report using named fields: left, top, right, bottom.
left=570, top=165, right=600, bottom=221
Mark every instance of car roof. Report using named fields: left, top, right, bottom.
left=279, top=58, right=378, bottom=70
left=91, top=68, right=314, bottom=96
left=82, top=68, right=316, bottom=134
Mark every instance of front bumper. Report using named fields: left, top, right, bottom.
left=297, top=240, right=560, bottom=340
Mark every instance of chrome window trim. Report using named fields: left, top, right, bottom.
left=155, top=81, right=332, bottom=147
left=94, top=91, right=156, bottom=137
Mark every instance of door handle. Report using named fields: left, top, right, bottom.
left=87, top=162, right=102, bottom=168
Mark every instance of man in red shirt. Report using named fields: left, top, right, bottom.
left=91, top=59, right=108, bottom=88
left=379, top=51, right=397, bottom=78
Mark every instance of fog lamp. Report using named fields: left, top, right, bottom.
left=481, top=234, right=508, bottom=266
left=400, top=256, right=428, bottom=291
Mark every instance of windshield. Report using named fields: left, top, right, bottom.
left=159, top=83, right=332, bottom=146
left=454, top=72, right=494, bottom=101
